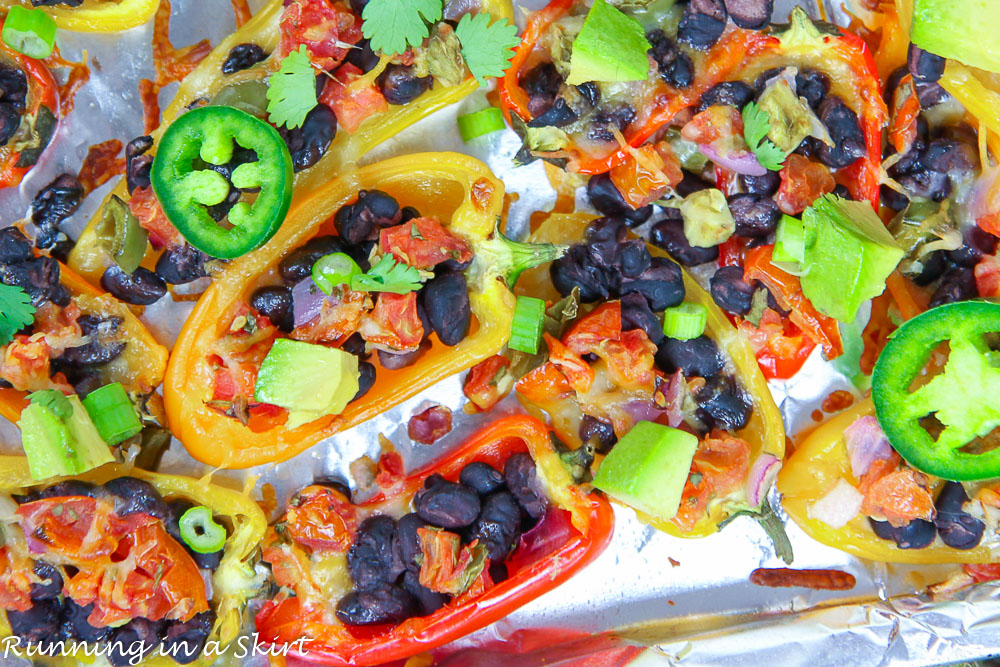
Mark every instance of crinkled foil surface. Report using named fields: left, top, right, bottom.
left=2, top=0, right=999, bottom=664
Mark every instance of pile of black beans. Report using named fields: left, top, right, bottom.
left=8, top=478, right=224, bottom=665
left=248, top=189, right=472, bottom=403
left=869, top=481, right=985, bottom=551
left=335, top=454, right=547, bottom=626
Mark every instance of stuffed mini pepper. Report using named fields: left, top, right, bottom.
left=255, top=415, right=613, bottom=666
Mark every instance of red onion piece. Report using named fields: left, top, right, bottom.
left=408, top=404, right=453, bottom=445
left=663, top=370, right=685, bottom=428
left=506, top=506, right=574, bottom=574
left=624, top=400, right=668, bottom=425
left=746, top=453, right=781, bottom=506
left=698, top=143, right=767, bottom=176
left=443, top=0, right=481, bottom=20
left=292, top=277, right=330, bottom=327
left=844, top=415, right=893, bottom=479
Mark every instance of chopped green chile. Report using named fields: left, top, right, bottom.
left=96, top=195, right=149, bottom=273
left=210, top=81, right=271, bottom=118
left=179, top=505, right=228, bottom=553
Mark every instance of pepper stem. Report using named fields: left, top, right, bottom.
left=480, top=223, right=568, bottom=287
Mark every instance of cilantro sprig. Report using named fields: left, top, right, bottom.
left=455, top=13, right=520, bottom=86
left=266, top=45, right=318, bottom=130
left=741, top=102, right=786, bottom=172
left=28, top=389, right=72, bottom=419
left=351, top=255, right=424, bottom=294
left=0, top=283, right=35, bottom=346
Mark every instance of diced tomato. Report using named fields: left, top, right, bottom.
left=975, top=254, right=1000, bottom=298
left=320, top=63, right=388, bottom=134
left=292, top=289, right=371, bottom=344
left=564, top=302, right=622, bottom=357
left=681, top=105, right=743, bottom=145
left=673, top=435, right=751, bottom=531
left=380, top=218, right=473, bottom=270
left=281, top=486, right=357, bottom=552
left=0, top=335, right=61, bottom=392
left=417, top=527, right=484, bottom=596
left=596, top=329, right=657, bottom=390
left=0, top=548, right=33, bottom=613
left=888, top=75, right=920, bottom=155
left=129, top=186, right=182, bottom=249
left=775, top=155, right=835, bottom=215
left=861, top=467, right=935, bottom=527
left=544, top=333, right=594, bottom=393
left=280, top=0, right=362, bottom=71
left=16, top=497, right=144, bottom=560
left=358, top=292, right=424, bottom=351
left=463, top=355, right=512, bottom=411
left=965, top=563, right=1000, bottom=584
left=739, top=309, right=816, bottom=380
left=262, top=531, right=317, bottom=592
left=515, top=362, right=572, bottom=403
left=256, top=595, right=326, bottom=645
left=609, top=142, right=682, bottom=210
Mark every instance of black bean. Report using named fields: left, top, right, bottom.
left=621, top=291, right=665, bottom=345
left=29, top=561, right=63, bottom=601
left=621, top=256, right=686, bottom=312
left=281, top=104, right=336, bottom=172
left=334, top=190, right=401, bottom=245
left=550, top=245, right=613, bottom=302
left=0, top=61, right=28, bottom=112
left=57, top=314, right=126, bottom=367
left=897, top=169, right=951, bottom=202
left=378, top=64, right=432, bottom=105
left=222, top=43, right=267, bottom=75
left=586, top=173, right=652, bottom=225
left=348, top=515, right=404, bottom=590
left=155, top=244, right=209, bottom=284
left=794, top=68, right=831, bottom=110
left=528, top=97, right=577, bottom=128
left=35, top=480, right=99, bottom=500
left=869, top=517, right=936, bottom=550
left=31, top=0, right=83, bottom=6
left=880, top=184, right=910, bottom=212
left=106, top=618, right=163, bottom=667
left=678, top=0, right=727, bottom=49
left=400, top=206, right=421, bottom=223
left=470, top=491, right=522, bottom=560
left=656, top=335, right=724, bottom=378
left=521, top=62, right=562, bottom=117
left=1, top=256, right=60, bottom=306
left=0, top=227, right=34, bottom=264
left=649, top=218, right=718, bottom=266
left=392, top=512, right=427, bottom=571
left=585, top=217, right=627, bottom=268
left=377, top=343, right=428, bottom=370
left=422, top=271, right=471, bottom=346
left=415, top=480, right=481, bottom=529
left=933, top=481, right=984, bottom=550
left=930, top=266, right=977, bottom=307
left=340, top=332, right=368, bottom=359
left=913, top=250, right=946, bottom=287
left=68, top=371, right=105, bottom=399
left=489, top=561, right=509, bottom=583
left=579, top=414, right=617, bottom=453
left=728, top=193, right=780, bottom=237
left=710, top=265, right=754, bottom=315
left=161, top=611, right=214, bottom=664
left=61, top=601, right=110, bottom=642
left=647, top=30, right=694, bottom=88
left=103, top=477, right=169, bottom=520
left=577, top=82, right=600, bottom=107
left=915, top=80, right=949, bottom=107
left=346, top=38, right=380, bottom=74
left=504, top=452, right=546, bottom=520
left=250, top=285, right=294, bottom=332
left=695, top=374, right=751, bottom=430
left=740, top=171, right=781, bottom=196
left=401, top=569, right=448, bottom=616
left=816, top=97, right=865, bottom=168
left=125, top=135, right=154, bottom=194
left=352, top=360, right=376, bottom=402
left=336, top=583, right=416, bottom=626
left=8, top=599, right=62, bottom=646
left=883, top=65, right=908, bottom=105
left=675, top=172, right=714, bottom=198
left=459, top=462, right=505, bottom=496
left=921, top=138, right=975, bottom=176
left=0, top=103, right=19, bottom=145
left=100, top=265, right=167, bottom=305
left=280, top=235, right=345, bottom=284
left=346, top=240, right=375, bottom=273
left=723, top=0, right=771, bottom=29
left=588, top=105, right=636, bottom=143
left=698, top=81, right=755, bottom=112
left=165, top=499, right=224, bottom=569
left=349, top=0, right=369, bottom=13
left=31, top=174, right=83, bottom=250
left=908, top=44, right=945, bottom=83
left=617, top=240, right=653, bottom=280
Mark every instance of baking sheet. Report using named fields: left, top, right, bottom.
left=2, top=0, right=1000, bottom=664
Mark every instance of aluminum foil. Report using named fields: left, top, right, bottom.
left=2, top=0, right=1000, bottom=664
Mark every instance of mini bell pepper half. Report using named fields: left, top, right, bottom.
left=0, top=0, right=159, bottom=32
left=67, top=0, right=514, bottom=286
left=0, top=22, right=58, bottom=190
left=254, top=415, right=614, bottom=666
left=512, top=212, right=785, bottom=539
left=0, top=457, right=267, bottom=658
left=778, top=398, right=998, bottom=564
left=165, top=152, right=554, bottom=468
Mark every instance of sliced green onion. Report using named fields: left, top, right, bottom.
left=1, top=6, right=57, bottom=60
left=457, top=107, right=506, bottom=142
left=81, top=383, right=142, bottom=446
left=509, top=295, right=547, bottom=354
left=772, top=214, right=805, bottom=264
left=662, top=303, right=707, bottom=340
left=312, top=252, right=362, bottom=295
left=178, top=506, right=228, bottom=554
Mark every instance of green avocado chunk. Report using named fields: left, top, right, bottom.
left=911, top=0, right=1000, bottom=74
left=254, top=338, right=360, bottom=429
left=592, top=421, right=699, bottom=520
left=19, top=392, right=114, bottom=481
left=799, top=195, right=903, bottom=324
left=567, top=0, right=652, bottom=86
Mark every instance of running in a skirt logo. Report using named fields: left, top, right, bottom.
left=1, top=633, right=309, bottom=665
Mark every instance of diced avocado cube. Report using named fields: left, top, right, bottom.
left=19, top=394, right=114, bottom=481
left=912, top=0, right=1000, bottom=74
left=254, top=339, right=360, bottom=429
left=592, top=421, right=699, bottom=520
left=567, top=0, right=652, bottom=86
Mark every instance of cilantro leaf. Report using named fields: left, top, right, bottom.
left=351, top=255, right=424, bottom=294
left=28, top=389, right=72, bottom=420
left=362, top=0, right=443, bottom=57
left=742, top=102, right=786, bottom=172
left=455, top=12, right=520, bottom=87
left=0, top=283, right=34, bottom=346
left=266, top=46, right=318, bottom=130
